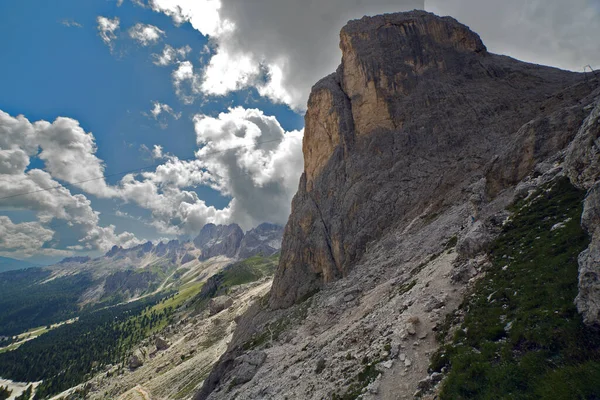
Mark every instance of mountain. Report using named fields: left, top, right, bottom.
left=0, top=256, right=38, bottom=273
left=194, top=224, right=244, bottom=261
left=193, top=223, right=284, bottom=261
left=197, top=11, right=600, bottom=400
left=237, top=223, right=284, bottom=259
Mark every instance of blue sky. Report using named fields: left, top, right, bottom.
left=0, top=0, right=598, bottom=263
left=0, top=0, right=305, bottom=263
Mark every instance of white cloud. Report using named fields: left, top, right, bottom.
left=61, top=19, right=83, bottom=28
left=152, top=44, right=191, bottom=66
left=150, top=0, right=600, bottom=110
left=111, top=107, right=302, bottom=234
left=192, top=107, right=303, bottom=228
left=426, top=0, right=600, bottom=72
left=148, top=101, right=181, bottom=128
left=97, top=16, right=120, bottom=50
left=148, top=0, right=231, bottom=36
left=128, top=23, right=166, bottom=46
left=171, top=61, right=201, bottom=104
left=0, top=111, right=115, bottom=198
left=0, top=110, right=139, bottom=257
left=1, top=106, right=302, bottom=254
left=149, top=0, right=422, bottom=110
left=0, top=216, right=57, bottom=259
left=152, top=145, right=164, bottom=159
left=117, top=0, right=124, bottom=6
left=34, top=117, right=117, bottom=198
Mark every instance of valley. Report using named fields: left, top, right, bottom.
left=0, top=224, right=283, bottom=399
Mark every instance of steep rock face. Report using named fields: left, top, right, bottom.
left=566, top=98, right=600, bottom=325
left=237, top=223, right=284, bottom=259
left=271, top=10, right=587, bottom=308
left=194, top=224, right=244, bottom=261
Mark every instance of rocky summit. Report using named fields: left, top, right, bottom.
left=271, top=10, right=590, bottom=309
left=197, top=10, right=600, bottom=400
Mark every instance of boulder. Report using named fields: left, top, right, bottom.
left=155, top=337, right=170, bottom=351
left=232, top=351, right=267, bottom=385
left=209, top=296, right=234, bottom=316
left=128, top=350, right=144, bottom=370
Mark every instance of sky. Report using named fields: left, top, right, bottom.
left=0, top=0, right=599, bottom=264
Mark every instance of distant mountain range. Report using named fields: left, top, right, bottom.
left=0, top=256, right=39, bottom=273
left=45, top=222, right=284, bottom=307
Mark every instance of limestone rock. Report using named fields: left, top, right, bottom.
left=457, top=221, right=495, bottom=259
left=575, top=183, right=600, bottom=326
left=128, top=350, right=144, bottom=370
left=195, top=10, right=599, bottom=400
left=155, top=337, right=169, bottom=351
left=237, top=223, right=284, bottom=259
left=232, top=351, right=267, bottom=385
left=209, top=296, right=234, bottom=316
left=566, top=98, right=600, bottom=190
left=194, top=224, right=244, bottom=261
left=269, top=10, right=586, bottom=309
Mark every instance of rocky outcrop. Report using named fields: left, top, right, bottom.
left=196, top=11, right=600, bottom=400
left=208, top=296, right=234, bottom=316
left=194, top=224, right=244, bottom=261
left=270, top=10, right=588, bottom=309
left=237, top=223, right=284, bottom=259
left=58, top=256, right=91, bottom=264
left=566, top=98, right=600, bottom=325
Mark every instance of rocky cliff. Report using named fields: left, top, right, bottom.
left=194, top=224, right=244, bottom=261
left=196, top=10, right=600, bottom=400
left=193, top=223, right=284, bottom=261
left=271, top=10, right=591, bottom=308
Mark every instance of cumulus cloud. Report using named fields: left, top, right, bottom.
left=0, top=110, right=139, bottom=257
left=149, top=0, right=600, bottom=109
left=0, top=104, right=303, bottom=256
left=0, top=110, right=115, bottom=197
left=152, top=145, right=164, bottom=159
left=0, top=170, right=141, bottom=256
left=147, top=101, right=181, bottom=128
left=149, top=0, right=423, bottom=110
left=0, top=216, right=58, bottom=259
left=128, top=23, right=166, bottom=46
left=97, top=16, right=120, bottom=50
left=426, top=0, right=600, bottom=72
left=192, top=107, right=303, bottom=228
left=152, top=44, right=192, bottom=66
left=171, top=61, right=201, bottom=104
left=110, top=107, right=303, bottom=234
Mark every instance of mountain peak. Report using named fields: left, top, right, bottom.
left=271, top=10, right=588, bottom=309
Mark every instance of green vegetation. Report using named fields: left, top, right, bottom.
left=191, top=254, right=278, bottom=311
left=218, top=254, right=278, bottom=289
left=0, top=269, right=93, bottom=336
left=0, top=292, right=175, bottom=399
left=243, top=296, right=311, bottom=351
left=431, top=178, right=600, bottom=399
left=0, top=385, right=12, bottom=400
left=331, top=356, right=383, bottom=400
left=15, top=386, right=32, bottom=400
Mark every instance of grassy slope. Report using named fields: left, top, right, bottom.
left=431, top=178, right=600, bottom=399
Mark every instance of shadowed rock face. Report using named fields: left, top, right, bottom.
left=237, top=223, right=284, bottom=259
left=194, top=224, right=244, bottom=261
left=270, top=10, right=588, bottom=309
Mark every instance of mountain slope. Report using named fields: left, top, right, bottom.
left=196, top=11, right=600, bottom=400
left=271, top=10, right=588, bottom=308
left=0, top=256, right=38, bottom=273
